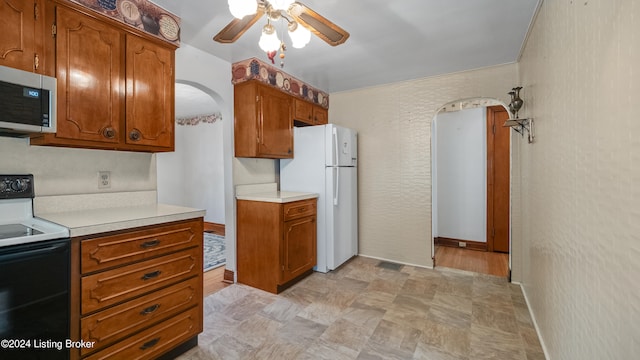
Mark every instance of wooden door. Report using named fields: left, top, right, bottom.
left=125, top=34, right=174, bottom=149
left=0, top=0, right=43, bottom=72
left=54, top=6, right=123, bottom=143
left=258, top=85, right=293, bottom=157
left=281, top=216, right=316, bottom=283
left=487, top=106, right=510, bottom=253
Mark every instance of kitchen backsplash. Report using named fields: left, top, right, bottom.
left=0, top=136, right=156, bottom=196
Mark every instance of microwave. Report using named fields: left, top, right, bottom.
left=0, top=65, right=56, bottom=135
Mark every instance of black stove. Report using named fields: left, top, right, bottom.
left=0, top=174, right=70, bottom=359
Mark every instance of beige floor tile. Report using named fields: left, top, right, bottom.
left=419, top=319, right=471, bottom=357
left=471, top=303, right=519, bottom=333
left=276, top=316, right=328, bottom=346
left=260, top=296, right=306, bottom=323
left=298, top=338, right=360, bottom=360
left=469, top=324, right=527, bottom=360
left=431, top=292, right=473, bottom=314
left=174, top=256, right=544, bottom=360
left=320, top=318, right=374, bottom=352
left=414, top=342, right=471, bottom=360
left=246, top=341, right=306, bottom=360
left=352, top=290, right=397, bottom=310
left=231, top=313, right=282, bottom=348
left=298, top=302, right=345, bottom=326
left=427, top=304, right=472, bottom=329
left=341, top=305, right=386, bottom=329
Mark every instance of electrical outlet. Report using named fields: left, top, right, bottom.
left=458, top=241, right=467, bottom=248
left=98, top=171, right=111, bottom=189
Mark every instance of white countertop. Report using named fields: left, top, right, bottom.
left=235, top=183, right=317, bottom=203
left=37, top=203, right=205, bottom=238
left=236, top=191, right=318, bottom=203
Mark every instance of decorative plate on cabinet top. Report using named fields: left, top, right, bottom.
left=158, top=14, right=180, bottom=41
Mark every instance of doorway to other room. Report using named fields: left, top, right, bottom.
left=431, top=100, right=511, bottom=278
left=156, top=82, right=229, bottom=295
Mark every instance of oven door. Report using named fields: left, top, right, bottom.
left=0, top=238, right=69, bottom=359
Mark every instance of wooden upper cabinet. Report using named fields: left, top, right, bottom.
left=53, top=5, right=123, bottom=144
left=234, top=80, right=293, bottom=158
left=0, top=0, right=45, bottom=73
left=313, top=106, right=328, bottom=125
left=125, top=35, right=174, bottom=149
left=293, top=98, right=313, bottom=125
left=29, top=1, right=175, bottom=152
left=293, top=98, right=328, bottom=126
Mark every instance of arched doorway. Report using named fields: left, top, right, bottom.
left=157, top=82, right=225, bottom=225
left=431, top=98, right=512, bottom=278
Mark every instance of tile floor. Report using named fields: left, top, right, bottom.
left=178, top=256, right=545, bottom=359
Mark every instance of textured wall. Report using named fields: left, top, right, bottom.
left=516, top=0, right=640, bottom=359
left=330, top=64, right=518, bottom=268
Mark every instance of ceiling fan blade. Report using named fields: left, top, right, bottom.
left=288, top=2, right=349, bottom=46
left=213, top=9, right=265, bottom=44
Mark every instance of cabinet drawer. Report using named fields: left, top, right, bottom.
left=283, top=199, right=317, bottom=221
left=82, top=247, right=201, bottom=314
left=81, top=277, right=201, bottom=355
left=85, top=306, right=201, bottom=360
left=81, top=219, right=202, bottom=274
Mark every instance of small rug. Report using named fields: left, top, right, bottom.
left=204, top=232, right=225, bottom=271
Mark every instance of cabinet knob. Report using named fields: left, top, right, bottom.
left=129, top=129, right=141, bottom=141
left=103, top=127, right=116, bottom=139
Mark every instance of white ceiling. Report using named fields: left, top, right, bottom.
left=152, top=0, right=540, bottom=93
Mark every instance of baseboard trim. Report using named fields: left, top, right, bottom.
left=435, top=237, right=487, bottom=251
left=223, top=269, right=234, bottom=284
left=520, top=284, right=552, bottom=360
left=204, top=222, right=225, bottom=236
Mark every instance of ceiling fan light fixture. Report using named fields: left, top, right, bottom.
left=228, top=0, right=257, bottom=19
left=269, top=0, right=295, bottom=11
left=259, top=23, right=281, bottom=52
left=288, top=22, right=311, bottom=49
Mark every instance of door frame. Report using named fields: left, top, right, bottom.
left=486, top=105, right=511, bottom=253
left=430, top=98, right=512, bottom=278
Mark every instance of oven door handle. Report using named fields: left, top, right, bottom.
left=0, top=242, right=68, bottom=262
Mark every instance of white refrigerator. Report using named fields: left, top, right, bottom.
left=280, top=124, right=358, bottom=273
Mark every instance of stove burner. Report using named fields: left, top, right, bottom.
left=0, top=224, right=43, bottom=240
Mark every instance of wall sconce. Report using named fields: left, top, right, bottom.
left=503, top=86, right=534, bottom=143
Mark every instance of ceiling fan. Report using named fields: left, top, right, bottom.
left=214, top=0, right=349, bottom=55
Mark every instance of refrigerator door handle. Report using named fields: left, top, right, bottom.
left=333, top=128, right=339, bottom=166
left=333, top=167, right=339, bottom=206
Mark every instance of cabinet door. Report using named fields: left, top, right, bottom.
left=281, top=216, right=316, bottom=283
left=125, top=35, right=174, bottom=149
left=313, top=106, right=328, bottom=125
left=258, top=85, right=293, bottom=158
left=293, top=98, right=313, bottom=125
left=0, top=0, right=42, bottom=72
left=55, top=6, right=123, bottom=143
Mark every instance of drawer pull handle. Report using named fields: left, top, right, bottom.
left=141, top=270, right=161, bottom=280
left=140, top=239, right=161, bottom=248
left=140, top=303, right=160, bottom=315
left=297, top=207, right=307, bottom=212
left=139, top=337, right=160, bottom=350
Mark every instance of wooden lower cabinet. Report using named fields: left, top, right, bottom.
left=73, top=218, right=203, bottom=360
left=236, top=198, right=317, bottom=294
